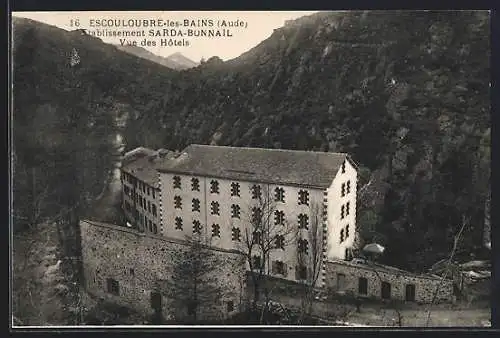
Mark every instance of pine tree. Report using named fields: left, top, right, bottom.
left=165, top=238, right=224, bottom=323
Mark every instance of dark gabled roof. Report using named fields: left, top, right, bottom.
left=121, top=148, right=176, bottom=188
left=156, top=144, right=350, bottom=189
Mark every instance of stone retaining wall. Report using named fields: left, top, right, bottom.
left=325, top=259, right=454, bottom=304
left=80, top=220, right=247, bottom=322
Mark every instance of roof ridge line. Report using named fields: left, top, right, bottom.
left=188, top=144, right=347, bottom=155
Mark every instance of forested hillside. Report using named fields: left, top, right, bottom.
left=123, top=10, right=491, bottom=271
left=12, top=17, right=182, bottom=324
left=12, top=9, right=490, bottom=289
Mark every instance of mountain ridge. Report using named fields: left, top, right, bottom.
left=113, top=44, right=199, bottom=70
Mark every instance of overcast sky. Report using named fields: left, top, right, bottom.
left=12, top=11, right=320, bottom=62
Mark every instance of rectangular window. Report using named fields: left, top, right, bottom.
left=227, top=300, right=234, bottom=312
left=152, top=223, right=158, bottom=234
left=191, top=177, right=200, bottom=191
left=192, top=198, right=201, bottom=212
left=275, top=187, right=285, bottom=202
left=175, top=217, right=183, bottom=230
left=358, top=277, right=368, bottom=295
left=231, top=182, right=240, bottom=197
left=129, top=268, right=135, bottom=276
left=193, top=220, right=202, bottom=235
left=147, top=187, right=150, bottom=196
left=341, top=183, right=346, bottom=197
left=152, top=204, right=157, bottom=217
left=345, top=248, right=351, bottom=261
left=298, top=238, right=309, bottom=254
left=174, top=196, right=182, bottom=209
left=345, top=224, right=350, bottom=238
left=148, top=201, right=151, bottom=213
left=274, top=210, right=285, bottom=225
left=346, top=180, right=351, bottom=194
left=298, top=214, right=309, bottom=229
left=251, top=184, right=262, bottom=199
left=231, top=204, right=241, bottom=219
left=341, top=162, right=346, bottom=174
left=173, top=176, right=181, bottom=189
left=152, top=190, right=156, bottom=199
left=337, top=273, right=346, bottom=291
left=340, top=229, right=344, bottom=243
left=272, top=260, right=286, bottom=275
left=210, top=180, right=219, bottom=194
left=211, top=223, right=220, bottom=238
left=148, top=219, right=152, bottom=232
left=298, top=190, right=309, bottom=205
left=211, top=201, right=220, bottom=215
left=231, top=227, right=241, bottom=242
left=275, top=234, right=285, bottom=250
left=106, top=278, right=119, bottom=296
left=346, top=202, right=350, bottom=216
left=252, top=207, right=262, bottom=224
left=341, top=205, right=345, bottom=219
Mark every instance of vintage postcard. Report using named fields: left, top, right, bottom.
left=10, top=10, right=491, bottom=328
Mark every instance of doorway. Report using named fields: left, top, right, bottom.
left=381, top=281, right=391, bottom=300
left=405, top=284, right=416, bottom=301
left=150, top=291, right=162, bottom=323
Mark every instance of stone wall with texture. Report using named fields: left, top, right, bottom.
left=80, top=219, right=247, bottom=322
left=325, top=259, right=454, bottom=304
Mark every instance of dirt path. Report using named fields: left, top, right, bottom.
left=270, top=294, right=490, bottom=327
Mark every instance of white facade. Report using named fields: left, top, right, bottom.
left=157, top=158, right=357, bottom=285
left=120, top=145, right=359, bottom=286
left=325, top=159, right=357, bottom=260
left=121, top=171, right=161, bottom=234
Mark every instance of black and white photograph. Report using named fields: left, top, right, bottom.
left=10, top=10, right=491, bottom=327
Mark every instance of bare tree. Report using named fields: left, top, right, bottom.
left=424, top=215, right=469, bottom=327
left=296, top=201, right=324, bottom=322
left=237, top=185, right=298, bottom=311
